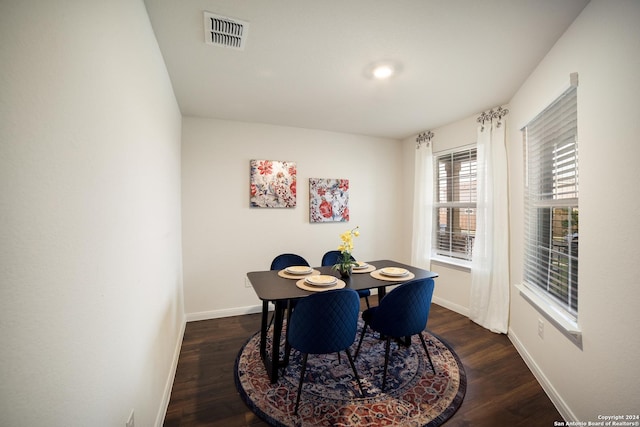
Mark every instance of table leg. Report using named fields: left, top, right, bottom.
left=283, top=299, right=293, bottom=366
left=259, top=300, right=269, bottom=359
left=259, top=300, right=289, bottom=383
left=268, top=300, right=286, bottom=383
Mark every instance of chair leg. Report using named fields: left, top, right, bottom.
left=294, top=353, right=308, bottom=415
left=355, top=322, right=368, bottom=359
left=344, top=348, right=366, bottom=397
left=364, top=296, right=370, bottom=309
left=418, top=332, right=436, bottom=374
left=382, top=337, right=391, bottom=391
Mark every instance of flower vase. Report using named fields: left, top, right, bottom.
left=338, top=265, right=352, bottom=279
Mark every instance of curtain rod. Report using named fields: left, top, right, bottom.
left=416, top=130, right=434, bottom=149
left=477, top=106, right=509, bottom=131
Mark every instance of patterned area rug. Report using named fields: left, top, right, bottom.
left=234, top=321, right=466, bottom=426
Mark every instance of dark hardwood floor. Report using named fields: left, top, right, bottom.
left=163, top=299, right=563, bottom=426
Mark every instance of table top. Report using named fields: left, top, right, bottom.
left=247, top=259, right=438, bottom=301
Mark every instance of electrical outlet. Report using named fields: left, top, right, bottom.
left=245, top=276, right=252, bottom=288
left=537, top=319, right=544, bottom=339
left=126, top=410, right=134, bottom=427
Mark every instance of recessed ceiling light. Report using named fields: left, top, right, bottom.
left=365, top=61, right=402, bottom=80
left=373, top=65, right=394, bottom=79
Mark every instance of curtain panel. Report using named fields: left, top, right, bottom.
left=469, top=117, right=510, bottom=333
left=411, top=140, right=433, bottom=270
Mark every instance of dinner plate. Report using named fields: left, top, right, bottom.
left=380, top=267, right=409, bottom=277
left=285, top=266, right=313, bottom=275
left=352, top=261, right=369, bottom=270
left=305, top=275, right=338, bottom=286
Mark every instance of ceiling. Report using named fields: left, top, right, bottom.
left=144, top=0, right=589, bottom=140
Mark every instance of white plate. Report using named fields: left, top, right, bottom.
left=380, top=267, right=409, bottom=277
left=352, top=261, right=369, bottom=270
left=285, top=266, right=312, bottom=275
left=305, top=275, right=338, bottom=286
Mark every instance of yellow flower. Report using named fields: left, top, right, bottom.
left=333, top=226, right=360, bottom=273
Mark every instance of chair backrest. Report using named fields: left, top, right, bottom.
left=288, top=289, right=360, bottom=354
left=370, top=278, right=435, bottom=338
left=321, top=250, right=355, bottom=267
left=270, top=253, right=310, bottom=271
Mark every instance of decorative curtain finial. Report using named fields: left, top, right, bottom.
left=477, top=106, right=509, bottom=131
left=416, top=130, right=434, bottom=149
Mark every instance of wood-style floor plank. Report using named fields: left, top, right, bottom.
left=163, top=300, right=563, bottom=426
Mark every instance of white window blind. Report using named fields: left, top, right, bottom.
left=523, top=85, right=578, bottom=317
left=434, top=148, right=477, bottom=261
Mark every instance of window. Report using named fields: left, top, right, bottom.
left=434, top=147, right=477, bottom=262
left=523, top=85, right=578, bottom=318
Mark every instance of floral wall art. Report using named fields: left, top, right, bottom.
left=309, top=178, right=350, bottom=223
left=250, top=160, right=297, bottom=208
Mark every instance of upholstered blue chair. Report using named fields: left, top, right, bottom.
left=287, top=288, right=365, bottom=414
left=321, top=250, right=371, bottom=309
left=271, top=253, right=310, bottom=271
left=355, top=278, right=436, bottom=391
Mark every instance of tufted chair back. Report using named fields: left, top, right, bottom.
left=288, top=288, right=360, bottom=354
left=270, top=253, right=310, bottom=271
left=368, top=278, right=435, bottom=338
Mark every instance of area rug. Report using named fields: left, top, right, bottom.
left=234, top=320, right=466, bottom=426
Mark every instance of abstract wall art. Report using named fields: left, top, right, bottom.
left=309, top=178, right=349, bottom=223
left=250, top=160, right=297, bottom=208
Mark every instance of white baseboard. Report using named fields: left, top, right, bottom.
left=186, top=304, right=266, bottom=322
left=432, top=296, right=470, bottom=317
left=508, top=328, right=575, bottom=422
left=156, top=314, right=187, bottom=427
left=185, top=289, right=386, bottom=323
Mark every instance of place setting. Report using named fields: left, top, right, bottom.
left=370, top=266, right=415, bottom=282
left=351, top=261, right=376, bottom=273
left=277, top=265, right=321, bottom=279
left=295, top=274, right=346, bottom=292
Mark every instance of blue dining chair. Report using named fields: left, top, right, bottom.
left=287, top=288, right=365, bottom=414
left=321, top=250, right=371, bottom=309
left=354, top=278, right=436, bottom=391
left=271, top=253, right=310, bottom=271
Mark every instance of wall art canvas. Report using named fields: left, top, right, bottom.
left=250, top=160, right=297, bottom=208
left=309, top=178, right=349, bottom=223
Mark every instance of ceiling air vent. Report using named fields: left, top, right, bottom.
left=204, top=12, right=249, bottom=51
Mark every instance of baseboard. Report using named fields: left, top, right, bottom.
left=507, top=328, right=576, bottom=422
left=185, top=289, right=386, bottom=322
left=432, top=296, right=470, bottom=317
left=155, top=314, right=187, bottom=427
left=186, top=304, right=266, bottom=322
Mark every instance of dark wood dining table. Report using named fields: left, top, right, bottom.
left=246, top=259, right=438, bottom=383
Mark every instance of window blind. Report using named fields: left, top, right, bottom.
left=523, top=85, right=578, bottom=316
left=434, top=148, right=477, bottom=261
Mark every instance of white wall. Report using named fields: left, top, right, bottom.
left=181, top=118, right=404, bottom=318
left=0, top=1, right=184, bottom=426
left=507, top=0, right=640, bottom=421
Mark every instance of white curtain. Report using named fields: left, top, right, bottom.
left=470, top=117, right=510, bottom=333
left=411, top=141, right=433, bottom=270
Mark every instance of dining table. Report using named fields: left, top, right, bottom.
left=246, top=259, right=438, bottom=383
